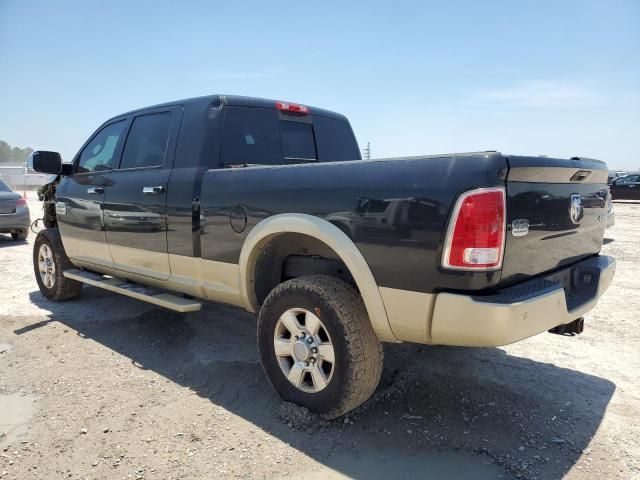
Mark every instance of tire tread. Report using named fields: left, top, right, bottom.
left=258, top=275, right=383, bottom=419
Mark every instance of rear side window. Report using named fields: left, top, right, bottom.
left=221, top=107, right=282, bottom=166
left=313, top=116, right=361, bottom=161
left=281, top=121, right=316, bottom=161
left=77, top=121, right=126, bottom=173
left=120, top=112, right=172, bottom=169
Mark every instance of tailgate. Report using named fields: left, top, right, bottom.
left=501, top=156, right=608, bottom=285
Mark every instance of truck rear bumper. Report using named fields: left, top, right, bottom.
left=430, top=255, right=616, bottom=347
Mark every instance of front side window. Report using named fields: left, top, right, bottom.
left=77, top=121, right=126, bottom=173
left=618, top=175, right=638, bottom=184
left=120, top=112, right=172, bottom=169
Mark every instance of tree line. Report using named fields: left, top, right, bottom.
left=0, top=140, right=33, bottom=165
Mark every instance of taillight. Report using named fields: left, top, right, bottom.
left=16, top=198, right=27, bottom=207
left=275, top=101, right=309, bottom=114
left=442, top=187, right=506, bottom=271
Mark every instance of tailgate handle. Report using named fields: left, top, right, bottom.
left=570, top=170, right=591, bottom=182
left=143, top=186, right=165, bottom=195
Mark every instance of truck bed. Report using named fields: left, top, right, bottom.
left=199, top=152, right=608, bottom=294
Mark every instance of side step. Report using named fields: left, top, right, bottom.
left=63, top=269, right=202, bottom=313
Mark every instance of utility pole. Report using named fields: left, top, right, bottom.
left=362, top=142, right=371, bottom=161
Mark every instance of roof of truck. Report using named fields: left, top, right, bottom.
left=113, top=94, right=348, bottom=121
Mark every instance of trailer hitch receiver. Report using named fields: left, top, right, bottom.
left=549, top=317, right=584, bottom=336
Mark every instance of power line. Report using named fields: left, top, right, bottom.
left=362, top=142, right=371, bottom=160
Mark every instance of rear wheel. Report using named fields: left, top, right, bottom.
left=33, top=228, right=82, bottom=301
left=11, top=229, right=28, bottom=241
left=257, top=275, right=383, bottom=419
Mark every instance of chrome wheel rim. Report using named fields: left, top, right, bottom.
left=38, top=244, right=56, bottom=289
left=274, top=308, right=335, bottom=393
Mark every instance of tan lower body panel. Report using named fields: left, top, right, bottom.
left=380, top=282, right=606, bottom=347
left=379, top=287, right=435, bottom=344
left=380, top=256, right=616, bottom=347
left=62, top=237, right=114, bottom=269
left=107, top=243, right=171, bottom=280
left=168, top=254, right=244, bottom=308
left=431, top=289, right=568, bottom=347
left=69, top=253, right=245, bottom=309
left=430, top=258, right=616, bottom=347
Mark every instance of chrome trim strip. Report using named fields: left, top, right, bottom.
left=507, top=166, right=608, bottom=184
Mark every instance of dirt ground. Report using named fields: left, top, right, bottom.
left=1, top=195, right=638, bottom=480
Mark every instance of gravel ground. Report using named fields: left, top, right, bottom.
left=0, top=196, right=638, bottom=479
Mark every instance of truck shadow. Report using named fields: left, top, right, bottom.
left=0, top=234, right=28, bottom=248
left=26, top=289, right=615, bottom=479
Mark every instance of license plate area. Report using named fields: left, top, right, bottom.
left=545, top=264, right=600, bottom=312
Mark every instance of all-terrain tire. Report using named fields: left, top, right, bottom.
left=11, top=229, right=28, bottom=241
left=33, top=228, right=83, bottom=301
left=257, top=275, right=383, bottom=419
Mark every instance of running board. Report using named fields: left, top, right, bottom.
left=63, top=269, right=202, bottom=313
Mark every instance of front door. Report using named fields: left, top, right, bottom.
left=102, top=108, right=181, bottom=280
left=56, top=120, right=128, bottom=268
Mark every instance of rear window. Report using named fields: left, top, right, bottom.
left=0, top=178, right=11, bottom=192
left=221, top=107, right=359, bottom=166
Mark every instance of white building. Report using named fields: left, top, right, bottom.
left=0, top=165, right=52, bottom=189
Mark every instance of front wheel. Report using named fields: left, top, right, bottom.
left=257, top=275, right=383, bottom=419
left=33, top=228, right=82, bottom=301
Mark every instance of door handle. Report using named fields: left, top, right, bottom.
left=143, top=186, right=165, bottom=195
left=87, top=187, right=105, bottom=195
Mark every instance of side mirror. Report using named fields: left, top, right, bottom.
left=28, top=151, right=63, bottom=174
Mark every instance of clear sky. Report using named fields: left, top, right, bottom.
left=1, top=0, right=638, bottom=169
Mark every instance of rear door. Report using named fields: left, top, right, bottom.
left=102, top=107, right=182, bottom=280
left=56, top=120, right=128, bottom=267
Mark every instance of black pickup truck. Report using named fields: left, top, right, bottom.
left=30, top=94, right=615, bottom=418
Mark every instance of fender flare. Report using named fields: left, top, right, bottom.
left=238, top=213, right=397, bottom=342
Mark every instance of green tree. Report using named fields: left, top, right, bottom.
left=0, top=140, right=33, bottom=165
